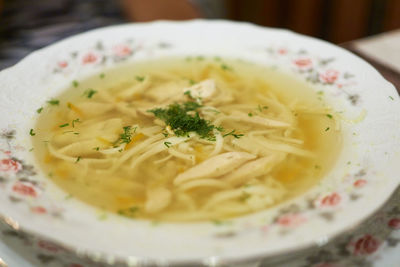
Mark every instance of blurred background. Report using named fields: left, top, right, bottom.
left=226, top=0, right=400, bottom=44
left=1, top=0, right=400, bottom=69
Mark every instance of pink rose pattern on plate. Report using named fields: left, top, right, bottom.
left=266, top=46, right=360, bottom=105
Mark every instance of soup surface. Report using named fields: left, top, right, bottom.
left=32, top=58, right=341, bottom=221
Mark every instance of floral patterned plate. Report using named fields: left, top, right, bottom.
left=0, top=20, right=399, bottom=266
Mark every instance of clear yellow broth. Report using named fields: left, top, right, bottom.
left=32, top=58, right=341, bottom=222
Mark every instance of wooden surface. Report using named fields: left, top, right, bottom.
left=341, top=42, right=400, bottom=94
left=227, top=0, right=400, bottom=43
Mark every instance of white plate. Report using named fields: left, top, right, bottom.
left=0, top=20, right=399, bottom=266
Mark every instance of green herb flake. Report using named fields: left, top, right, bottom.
left=215, top=126, right=224, bottom=132
left=184, top=90, right=194, bottom=99
left=72, top=118, right=81, bottom=127
left=59, top=123, right=69, bottom=128
left=99, top=73, right=105, bottom=79
left=118, top=206, right=139, bottom=217
left=347, top=161, right=351, bottom=165
left=93, top=147, right=100, bottom=151
left=75, top=156, right=81, bottom=163
left=116, top=126, right=133, bottom=145
left=83, top=89, right=97, bottom=98
left=189, top=79, right=196, bottom=85
left=72, top=80, right=79, bottom=88
left=36, top=107, right=43, bottom=114
left=98, top=213, right=108, bottom=221
left=314, top=165, right=321, bottom=169
left=29, top=148, right=34, bottom=152
left=47, top=99, right=59, bottom=106
left=118, top=149, right=123, bottom=152
left=325, top=127, right=330, bottom=131
left=263, top=106, right=269, bottom=110
left=73, top=132, right=80, bottom=135
left=223, top=130, right=244, bottom=139
left=29, top=129, right=36, bottom=136
left=389, top=96, right=394, bottom=100
left=65, top=194, right=73, bottom=200
left=135, top=76, right=145, bottom=82
left=221, top=64, right=232, bottom=71
left=257, top=105, right=263, bottom=112
left=239, top=191, right=251, bottom=202
left=248, top=112, right=253, bottom=117
left=164, top=141, right=172, bottom=148
left=162, top=132, right=169, bottom=137
left=211, top=219, right=231, bottom=226
left=151, top=220, right=161, bottom=226
left=326, top=114, right=333, bottom=119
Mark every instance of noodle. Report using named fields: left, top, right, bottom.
left=32, top=58, right=341, bottom=221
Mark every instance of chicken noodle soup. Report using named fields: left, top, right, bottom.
left=32, top=58, right=341, bottom=221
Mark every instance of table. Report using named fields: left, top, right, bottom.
left=0, top=30, right=400, bottom=267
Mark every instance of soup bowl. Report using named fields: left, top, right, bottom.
left=0, top=20, right=399, bottom=266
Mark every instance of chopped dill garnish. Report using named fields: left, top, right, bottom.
left=75, top=156, right=81, bottom=163
left=29, top=148, right=34, bottom=152
left=72, top=118, right=81, bottom=127
left=223, top=130, right=244, bottom=139
left=326, top=114, right=333, bottom=119
left=212, top=219, right=232, bottom=226
left=164, top=141, right=172, bottom=148
left=135, top=76, right=145, bottom=82
left=59, top=123, right=69, bottom=128
left=36, top=107, right=43, bottom=113
left=83, top=89, right=97, bottom=98
left=184, top=90, right=194, bottom=99
left=148, top=101, right=218, bottom=140
left=325, top=127, right=330, bottom=131
left=73, top=132, right=79, bottom=135
left=29, top=129, right=36, bottom=136
left=99, top=73, right=105, bottom=79
left=239, top=191, right=251, bottom=202
left=93, top=147, right=100, bottom=151
left=72, top=80, right=79, bottom=88
left=221, top=64, right=232, bottom=71
left=188, top=79, right=196, bottom=85
left=47, top=99, right=59, bottom=106
left=389, top=96, right=394, bottom=100
left=117, top=126, right=134, bottom=144
left=162, top=132, right=169, bottom=137
left=263, top=106, right=269, bottom=109
left=215, top=126, right=224, bottom=132
left=118, top=206, right=139, bottom=217
left=212, top=220, right=224, bottom=226
left=257, top=105, right=263, bottom=112
left=118, top=149, right=123, bottom=152
left=248, top=112, right=253, bottom=117
left=205, top=108, right=221, bottom=114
